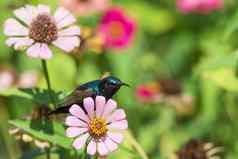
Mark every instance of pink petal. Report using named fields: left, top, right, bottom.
left=107, top=132, right=124, bottom=144
left=69, top=104, right=89, bottom=123
left=26, top=43, right=41, bottom=58
left=39, top=44, right=53, bottom=59
left=96, top=96, right=106, bottom=117
left=102, top=99, right=117, bottom=117
left=107, top=109, right=126, bottom=123
left=72, top=133, right=89, bottom=150
left=83, top=97, right=95, bottom=119
left=37, top=4, right=50, bottom=14
left=177, top=0, right=199, bottom=13
left=56, top=13, right=76, bottom=29
left=104, top=137, right=118, bottom=152
left=108, top=120, right=128, bottom=130
left=6, top=37, right=33, bottom=50
left=26, top=43, right=52, bottom=59
left=52, top=36, right=80, bottom=52
left=14, top=6, right=34, bottom=25
left=54, top=7, right=71, bottom=23
left=66, top=127, right=88, bottom=138
left=25, top=5, right=38, bottom=19
left=58, top=25, right=81, bottom=36
left=65, top=116, right=87, bottom=127
left=87, top=139, right=97, bottom=155
left=97, top=141, right=109, bottom=156
left=4, top=18, right=29, bottom=36
left=54, top=7, right=76, bottom=29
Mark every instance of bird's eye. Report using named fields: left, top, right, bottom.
left=109, top=81, right=117, bottom=86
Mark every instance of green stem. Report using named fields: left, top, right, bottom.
left=41, top=60, right=56, bottom=108
left=73, top=57, right=80, bottom=86
left=125, top=130, right=149, bottom=159
left=45, top=148, right=51, bottom=159
left=119, top=145, right=136, bottom=155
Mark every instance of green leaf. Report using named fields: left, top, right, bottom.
left=9, top=119, right=73, bottom=149
left=0, top=88, right=32, bottom=99
left=164, top=32, right=196, bottom=76
left=224, top=9, right=238, bottom=40
left=0, top=88, right=67, bottom=105
left=203, top=67, right=238, bottom=93
left=18, top=88, right=66, bottom=105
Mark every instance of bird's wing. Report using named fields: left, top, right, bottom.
left=58, top=87, right=96, bottom=107
left=48, top=87, right=96, bottom=115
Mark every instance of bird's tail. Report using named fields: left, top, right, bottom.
left=47, top=106, right=70, bottom=116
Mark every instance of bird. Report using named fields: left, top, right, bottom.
left=48, top=76, right=129, bottom=115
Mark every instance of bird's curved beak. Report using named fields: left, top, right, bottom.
left=120, top=82, right=130, bottom=87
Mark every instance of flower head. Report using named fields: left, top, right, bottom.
left=98, top=8, right=136, bottom=49
left=65, top=96, right=128, bottom=156
left=4, top=4, right=81, bottom=59
left=136, top=79, right=182, bottom=103
left=136, top=79, right=194, bottom=115
left=136, top=83, right=161, bottom=103
left=171, top=139, right=223, bottom=159
left=60, top=0, right=110, bottom=16
left=177, top=0, right=224, bottom=14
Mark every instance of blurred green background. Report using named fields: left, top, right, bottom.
left=1, top=0, right=238, bottom=159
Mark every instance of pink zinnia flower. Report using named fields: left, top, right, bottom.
left=98, top=8, right=136, bottom=49
left=177, top=0, right=223, bottom=14
left=60, top=0, right=110, bottom=16
left=4, top=4, right=80, bottom=59
left=65, top=96, right=128, bottom=156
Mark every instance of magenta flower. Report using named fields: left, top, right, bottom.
left=136, top=85, right=157, bottom=101
left=60, top=0, right=110, bottom=16
left=98, top=8, right=136, bottom=49
left=177, top=0, right=223, bottom=14
left=4, top=4, right=81, bottom=59
left=136, top=84, right=161, bottom=103
left=65, top=96, right=128, bottom=156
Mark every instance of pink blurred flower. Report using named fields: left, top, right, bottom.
left=4, top=4, right=81, bottom=59
left=136, top=85, right=156, bottom=100
left=0, top=70, right=15, bottom=92
left=18, top=71, right=39, bottom=88
left=177, top=0, right=223, bottom=14
left=136, top=83, right=161, bottom=103
left=60, top=0, right=110, bottom=16
left=98, top=8, right=136, bottom=49
left=65, top=96, right=128, bottom=156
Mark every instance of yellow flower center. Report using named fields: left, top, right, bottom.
left=109, top=21, right=124, bottom=38
left=89, top=118, right=107, bottom=138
